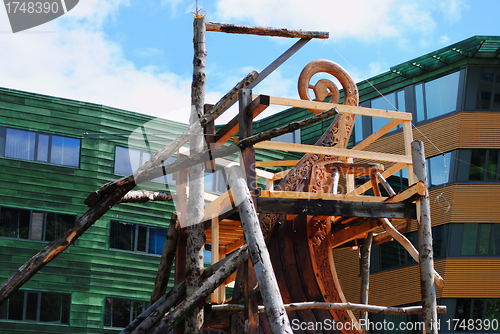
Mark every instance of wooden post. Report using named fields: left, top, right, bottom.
left=186, top=16, right=206, bottom=334
left=227, top=166, right=292, bottom=334
left=411, top=140, right=438, bottom=334
left=360, top=232, right=373, bottom=329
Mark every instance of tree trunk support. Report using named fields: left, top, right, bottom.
left=227, top=166, right=292, bottom=334
left=412, top=140, right=438, bottom=334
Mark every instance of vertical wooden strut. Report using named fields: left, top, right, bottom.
left=411, top=140, right=438, bottom=334
left=227, top=166, right=292, bottom=334
left=360, top=232, right=373, bottom=329
left=186, top=16, right=206, bottom=334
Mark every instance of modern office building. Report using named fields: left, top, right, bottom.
left=0, top=35, right=499, bottom=333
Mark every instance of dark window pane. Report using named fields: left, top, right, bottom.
left=478, top=224, right=491, bottom=255
left=148, top=227, right=167, bottom=255
left=473, top=299, right=486, bottom=319
left=30, top=212, right=44, bottom=241
left=455, top=298, right=472, bottom=323
left=7, top=290, right=24, bottom=320
left=354, top=115, right=363, bottom=143
left=487, top=150, right=499, bottom=181
left=433, top=226, right=443, bottom=258
left=425, top=72, right=460, bottom=120
left=494, top=93, right=500, bottom=109
left=104, top=297, right=130, bottom=328
left=469, top=149, right=487, bottom=181
left=110, top=221, right=135, bottom=251
left=380, top=240, right=406, bottom=269
left=45, top=213, right=74, bottom=242
left=36, top=134, right=49, bottom=162
left=5, top=128, right=36, bottom=160
left=461, top=224, right=478, bottom=256
left=0, top=207, right=29, bottom=239
left=0, top=296, right=7, bottom=319
left=371, top=93, right=396, bottom=133
left=136, top=225, right=147, bottom=252
left=40, top=292, right=61, bottom=323
left=132, top=301, right=145, bottom=320
left=397, top=90, right=406, bottom=112
left=25, top=292, right=38, bottom=321
left=480, top=71, right=494, bottom=82
left=50, top=136, right=80, bottom=167
left=60, top=294, right=70, bottom=324
left=493, top=226, right=500, bottom=256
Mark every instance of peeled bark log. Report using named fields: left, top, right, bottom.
left=118, top=190, right=172, bottom=204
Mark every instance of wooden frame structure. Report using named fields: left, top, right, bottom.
left=0, top=17, right=443, bottom=334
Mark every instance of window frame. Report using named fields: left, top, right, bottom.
left=109, top=220, right=167, bottom=256
left=104, top=297, right=147, bottom=328
left=0, top=126, right=81, bottom=168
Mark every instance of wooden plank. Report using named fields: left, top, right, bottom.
left=256, top=198, right=417, bottom=219
left=255, top=160, right=300, bottom=167
left=222, top=237, right=246, bottom=255
left=254, top=140, right=413, bottom=164
left=206, top=21, right=329, bottom=39
left=259, top=190, right=388, bottom=202
left=261, top=95, right=413, bottom=120
left=387, top=181, right=426, bottom=203
left=204, top=104, right=216, bottom=172
left=330, top=219, right=380, bottom=248
left=325, top=162, right=384, bottom=176
left=271, top=169, right=291, bottom=181
left=211, top=216, right=222, bottom=303
left=202, top=189, right=235, bottom=224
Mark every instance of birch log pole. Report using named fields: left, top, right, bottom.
left=360, top=232, right=373, bottom=329
left=412, top=140, right=438, bottom=334
left=185, top=16, right=206, bottom=334
left=227, top=166, right=292, bottom=334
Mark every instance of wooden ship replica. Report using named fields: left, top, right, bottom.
left=0, top=15, right=446, bottom=334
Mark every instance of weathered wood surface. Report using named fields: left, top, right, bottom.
left=150, top=213, right=179, bottom=305
left=412, top=140, right=439, bottom=334
left=118, top=190, right=172, bottom=204
left=206, top=21, right=329, bottom=39
left=360, top=232, right=373, bottom=329
left=257, top=197, right=417, bottom=219
left=148, top=245, right=250, bottom=334
left=227, top=166, right=292, bottom=334
left=186, top=16, right=206, bottom=334
left=211, top=302, right=447, bottom=315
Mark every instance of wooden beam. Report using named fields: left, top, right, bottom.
left=206, top=21, right=329, bottom=39
left=202, top=189, right=235, bottom=225
left=271, top=169, right=291, bottom=181
left=260, top=95, right=413, bottom=120
left=254, top=141, right=413, bottom=164
left=215, top=95, right=270, bottom=145
left=221, top=237, right=246, bottom=255
left=259, top=190, right=387, bottom=202
left=255, top=160, right=299, bottom=167
left=256, top=198, right=417, bottom=219
left=325, top=162, right=384, bottom=176
left=386, top=181, right=425, bottom=203
left=330, top=219, right=381, bottom=248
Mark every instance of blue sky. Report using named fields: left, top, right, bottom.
left=1, top=0, right=499, bottom=124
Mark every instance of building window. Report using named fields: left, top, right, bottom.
left=428, top=152, right=452, bottom=187
left=114, top=146, right=176, bottom=184
left=415, top=71, right=460, bottom=122
left=476, top=69, right=500, bottom=110
left=0, top=207, right=75, bottom=242
left=0, top=127, right=80, bottom=167
left=370, top=90, right=406, bottom=134
left=104, top=297, right=146, bottom=328
left=109, top=220, right=167, bottom=255
left=0, top=290, right=70, bottom=324
left=454, top=298, right=500, bottom=331
left=461, top=223, right=500, bottom=256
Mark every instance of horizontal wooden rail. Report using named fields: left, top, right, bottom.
left=254, top=141, right=413, bottom=164
left=258, top=95, right=413, bottom=121
left=260, top=190, right=388, bottom=203
left=206, top=21, right=329, bottom=39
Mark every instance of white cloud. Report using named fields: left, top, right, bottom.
left=0, top=0, right=194, bottom=124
